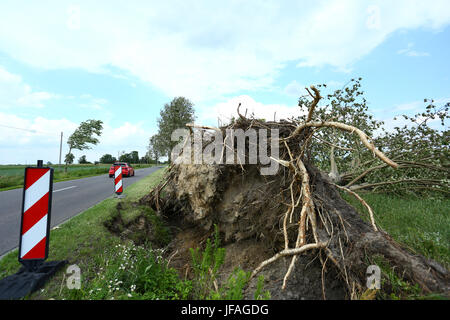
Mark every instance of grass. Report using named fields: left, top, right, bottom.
left=0, top=167, right=168, bottom=298
left=0, top=163, right=155, bottom=191
left=342, top=192, right=449, bottom=299
left=342, top=192, right=450, bottom=268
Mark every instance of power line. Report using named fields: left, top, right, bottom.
left=0, top=123, right=55, bottom=135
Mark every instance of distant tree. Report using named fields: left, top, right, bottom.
left=65, top=153, right=74, bottom=165
left=148, top=135, right=162, bottom=164
left=99, top=154, right=116, bottom=164
left=65, top=119, right=103, bottom=172
left=119, top=153, right=131, bottom=163
left=117, top=151, right=139, bottom=164
left=154, top=97, right=195, bottom=162
left=130, top=151, right=139, bottom=163
left=78, top=155, right=89, bottom=164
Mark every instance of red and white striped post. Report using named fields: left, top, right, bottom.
left=114, top=165, right=123, bottom=195
left=18, top=160, right=53, bottom=269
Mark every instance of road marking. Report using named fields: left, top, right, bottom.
left=53, top=186, right=77, bottom=193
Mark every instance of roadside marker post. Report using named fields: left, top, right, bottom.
left=114, top=165, right=125, bottom=198
left=18, top=160, right=53, bottom=270
left=0, top=160, right=67, bottom=299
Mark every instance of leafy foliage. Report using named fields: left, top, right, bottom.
left=189, top=224, right=226, bottom=299
left=64, top=243, right=191, bottom=300
left=300, top=78, right=449, bottom=195
left=189, top=224, right=270, bottom=300
left=65, top=119, right=103, bottom=171
left=119, top=151, right=139, bottom=164
left=150, top=97, right=195, bottom=162
left=148, top=135, right=162, bottom=163
left=64, top=152, right=74, bottom=165
left=78, top=155, right=90, bottom=164
left=366, top=101, right=449, bottom=195
left=298, top=79, right=383, bottom=175
left=99, top=154, right=117, bottom=164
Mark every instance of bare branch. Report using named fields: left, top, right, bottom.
left=350, top=179, right=445, bottom=192
left=250, top=242, right=327, bottom=280
left=283, top=121, right=399, bottom=169
left=186, top=123, right=222, bottom=132
left=305, top=85, right=322, bottom=122
left=334, top=184, right=378, bottom=232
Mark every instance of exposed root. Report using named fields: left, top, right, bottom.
left=250, top=242, right=328, bottom=280
left=334, top=184, right=378, bottom=232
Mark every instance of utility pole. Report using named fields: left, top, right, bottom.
left=59, top=132, right=63, bottom=165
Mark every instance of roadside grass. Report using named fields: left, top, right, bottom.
left=342, top=192, right=449, bottom=300
left=0, top=163, right=155, bottom=191
left=0, top=168, right=168, bottom=299
left=341, top=193, right=450, bottom=268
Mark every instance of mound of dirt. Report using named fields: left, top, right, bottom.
left=104, top=202, right=170, bottom=248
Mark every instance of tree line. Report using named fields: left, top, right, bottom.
left=63, top=96, right=195, bottom=167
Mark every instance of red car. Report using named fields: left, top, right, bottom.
left=109, top=162, right=135, bottom=177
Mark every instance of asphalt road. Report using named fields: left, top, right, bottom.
left=0, top=166, right=163, bottom=257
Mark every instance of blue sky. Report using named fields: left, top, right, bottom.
left=0, top=1, right=449, bottom=164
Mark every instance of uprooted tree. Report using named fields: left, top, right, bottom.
left=141, top=84, right=449, bottom=299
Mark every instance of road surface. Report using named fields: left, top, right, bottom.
left=0, top=166, right=162, bottom=257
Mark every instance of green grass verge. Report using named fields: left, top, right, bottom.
left=342, top=193, right=450, bottom=268
left=0, top=164, right=156, bottom=191
left=0, top=168, right=168, bottom=299
left=343, top=192, right=449, bottom=300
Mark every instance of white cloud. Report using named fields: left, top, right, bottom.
left=405, top=51, right=430, bottom=57
left=397, top=42, right=430, bottom=57
left=0, top=113, right=153, bottom=164
left=0, top=112, right=77, bottom=164
left=0, top=66, right=57, bottom=109
left=0, top=1, right=449, bottom=101
left=284, top=81, right=306, bottom=97
left=198, top=95, right=305, bottom=126
left=78, top=95, right=108, bottom=111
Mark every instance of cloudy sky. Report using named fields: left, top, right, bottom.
left=0, top=0, right=449, bottom=164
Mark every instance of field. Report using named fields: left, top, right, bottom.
left=342, top=193, right=450, bottom=269
left=0, top=163, right=155, bottom=191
